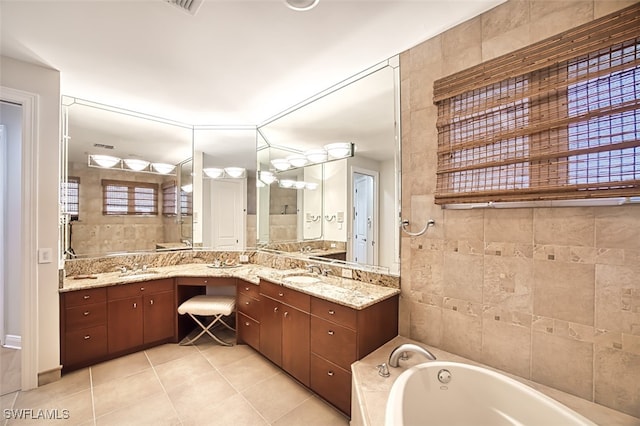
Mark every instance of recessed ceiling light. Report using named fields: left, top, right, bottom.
left=284, top=0, right=319, bottom=12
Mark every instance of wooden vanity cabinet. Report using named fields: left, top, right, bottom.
left=60, top=287, right=108, bottom=369
left=309, top=294, right=399, bottom=416
left=236, top=280, right=260, bottom=350
left=107, top=278, right=175, bottom=355
left=259, top=279, right=311, bottom=387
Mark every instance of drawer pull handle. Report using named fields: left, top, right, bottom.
left=327, top=371, right=334, bottom=376
left=327, top=330, right=334, bottom=335
left=83, top=311, right=90, bottom=316
left=245, top=287, right=250, bottom=291
left=83, top=295, right=90, bottom=300
left=150, top=299, right=154, bottom=305
left=328, top=309, right=335, bottom=315
left=274, top=307, right=279, bottom=313
left=245, top=322, right=250, bottom=326
left=284, top=311, right=289, bottom=318
left=133, top=303, right=137, bottom=308
left=140, top=287, right=145, bottom=291
left=245, top=301, right=250, bottom=305
left=278, top=292, right=284, bottom=297
left=84, top=335, right=91, bottom=340
left=204, top=280, right=208, bottom=284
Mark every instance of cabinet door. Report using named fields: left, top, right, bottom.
left=282, top=305, right=310, bottom=387
left=108, top=296, right=143, bottom=354
left=143, top=291, right=175, bottom=344
left=259, top=296, right=282, bottom=366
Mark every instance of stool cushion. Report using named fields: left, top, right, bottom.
left=178, top=295, right=236, bottom=316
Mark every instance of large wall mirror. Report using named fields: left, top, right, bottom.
left=256, top=57, right=401, bottom=274
left=61, top=97, right=194, bottom=258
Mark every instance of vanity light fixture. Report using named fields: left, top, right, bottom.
left=181, top=184, right=193, bottom=193
left=271, top=158, right=291, bottom=171
left=305, top=182, right=318, bottom=190
left=151, top=163, right=176, bottom=174
left=305, top=148, right=328, bottom=163
left=224, top=167, right=246, bottom=178
left=286, top=154, right=309, bottom=168
left=293, top=181, right=307, bottom=189
left=279, top=179, right=295, bottom=188
left=284, top=0, right=319, bottom=11
left=325, top=142, right=353, bottom=159
left=91, top=154, right=121, bottom=168
left=123, top=158, right=150, bottom=171
left=259, top=170, right=278, bottom=185
left=203, top=167, right=224, bottom=178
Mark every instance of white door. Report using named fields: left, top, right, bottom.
left=210, top=179, right=246, bottom=249
left=0, top=125, right=5, bottom=347
left=352, top=172, right=374, bottom=265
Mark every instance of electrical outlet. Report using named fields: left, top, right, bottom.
left=239, top=254, right=249, bottom=263
left=330, top=243, right=336, bottom=248
left=38, top=248, right=53, bottom=264
left=341, top=268, right=353, bottom=279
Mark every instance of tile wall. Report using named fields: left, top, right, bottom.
left=398, top=0, right=640, bottom=418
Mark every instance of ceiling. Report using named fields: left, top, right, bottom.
left=1, top=0, right=504, bottom=127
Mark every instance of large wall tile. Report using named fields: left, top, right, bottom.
left=595, top=264, right=640, bottom=336
left=595, top=206, right=640, bottom=250
left=484, top=255, right=534, bottom=313
left=409, top=300, right=442, bottom=347
left=594, top=0, right=638, bottom=17
left=530, top=1, right=593, bottom=41
left=441, top=299, right=482, bottom=360
left=534, top=207, right=595, bottom=247
left=594, top=346, right=640, bottom=418
left=443, top=252, right=484, bottom=303
left=485, top=208, right=533, bottom=244
left=532, top=330, right=593, bottom=400
left=444, top=209, right=484, bottom=242
left=534, top=260, right=595, bottom=325
left=481, top=309, right=532, bottom=378
left=481, top=0, right=530, bottom=40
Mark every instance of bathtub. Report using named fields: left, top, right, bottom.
left=385, top=361, right=596, bottom=426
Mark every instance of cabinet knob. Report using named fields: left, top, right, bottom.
left=278, top=292, right=284, bottom=297
left=140, top=287, right=145, bottom=291
left=150, top=299, right=154, bottom=305
left=327, top=370, right=334, bottom=376
left=84, top=335, right=91, bottom=340
left=245, top=322, right=250, bottom=326
left=284, top=311, right=289, bottom=318
left=133, top=303, right=137, bottom=308
left=83, top=295, right=90, bottom=300
left=83, top=311, right=90, bottom=316
left=245, top=301, right=250, bottom=305
left=274, top=307, right=279, bottom=313
left=204, top=280, right=208, bottom=284
left=245, top=287, right=250, bottom=291
left=327, top=330, right=334, bottom=335
left=328, top=309, right=335, bottom=315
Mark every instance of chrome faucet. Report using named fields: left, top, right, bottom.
left=307, top=264, right=330, bottom=276
left=388, top=343, right=436, bottom=367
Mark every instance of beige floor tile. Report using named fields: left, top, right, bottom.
left=95, top=393, right=180, bottom=426
left=92, top=368, right=164, bottom=418
left=166, top=370, right=237, bottom=422
left=14, top=369, right=90, bottom=409
left=180, top=393, right=267, bottom=426
left=152, top=351, right=216, bottom=392
left=272, top=396, right=349, bottom=426
left=144, top=343, right=198, bottom=367
left=0, top=347, right=21, bottom=396
left=6, top=389, right=93, bottom=426
left=218, top=353, right=280, bottom=392
left=199, top=342, right=256, bottom=368
left=242, top=372, right=312, bottom=423
left=1, top=391, right=17, bottom=411
left=91, top=351, right=151, bottom=386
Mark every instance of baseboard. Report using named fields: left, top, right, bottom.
left=38, top=366, right=62, bottom=386
left=3, top=334, right=21, bottom=349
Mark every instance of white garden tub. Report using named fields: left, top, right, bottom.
left=385, top=361, right=596, bottom=426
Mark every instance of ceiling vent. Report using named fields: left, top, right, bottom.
left=165, top=0, right=204, bottom=16
left=93, top=143, right=115, bottom=150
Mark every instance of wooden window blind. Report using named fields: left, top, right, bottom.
left=433, top=4, right=640, bottom=204
left=162, top=181, right=192, bottom=216
left=61, top=176, right=80, bottom=219
left=102, top=179, right=158, bottom=215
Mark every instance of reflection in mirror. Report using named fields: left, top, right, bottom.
left=256, top=58, right=400, bottom=274
left=61, top=97, right=193, bottom=258
left=193, top=127, right=257, bottom=249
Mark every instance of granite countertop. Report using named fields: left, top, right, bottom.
left=351, top=336, right=640, bottom=426
left=62, top=263, right=400, bottom=310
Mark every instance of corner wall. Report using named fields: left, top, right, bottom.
left=399, top=0, right=640, bottom=418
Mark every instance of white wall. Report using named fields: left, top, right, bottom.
left=0, top=103, right=22, bottom=339
left=1, top=56, right=61, bottom=376
left=323, top=160, right=347, bottom=242
left=379, top=157, right=398, bottom=274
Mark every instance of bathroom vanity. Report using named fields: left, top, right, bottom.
left=60, top=262, right=399, bottom=416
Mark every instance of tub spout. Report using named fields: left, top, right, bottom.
left=388, top=343, right=436, bottom=367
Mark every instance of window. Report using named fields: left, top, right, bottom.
left=102, top=179, right=158, bottom=215
left=433, top=5, right=640, bottom=204
left=61, top=176, right=80, bottom=219
left=162, top=181, right=192, bottom=216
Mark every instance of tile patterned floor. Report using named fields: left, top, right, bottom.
left=1, top=346, right=21, bottom=397
left=0, top=333, right=349, bottom=425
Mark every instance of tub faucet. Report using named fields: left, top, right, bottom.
left=388, top=343, right=436, bottom=367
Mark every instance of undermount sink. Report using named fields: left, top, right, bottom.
left=283, top=275, right=321, bottom=285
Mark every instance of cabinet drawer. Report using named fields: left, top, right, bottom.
left=310, top=354, right=351, bottom=416
left=177, top=276, right=236, bottom=287
left=259, top=279, right=310, bottom=312
left=311, top=297, right=357, bottom=330
left=237, top=280, right=260, bottom=299
left=65, top=303, right=107, bottom=331
left=238, top=313, right=259, bottom=350
left=107, top=278, right=174, bottom=299
left=64, top=325, right=108, bottom=366
left=310, top=316, right=357, bottom=370
left=237, top=293, right=260, bottom=321
left=64, top=287, right=107, bottom=308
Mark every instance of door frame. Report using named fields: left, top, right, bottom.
left=350, top=166, right=379, bottom=266
left=0, top=86, right=39, bottom=390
